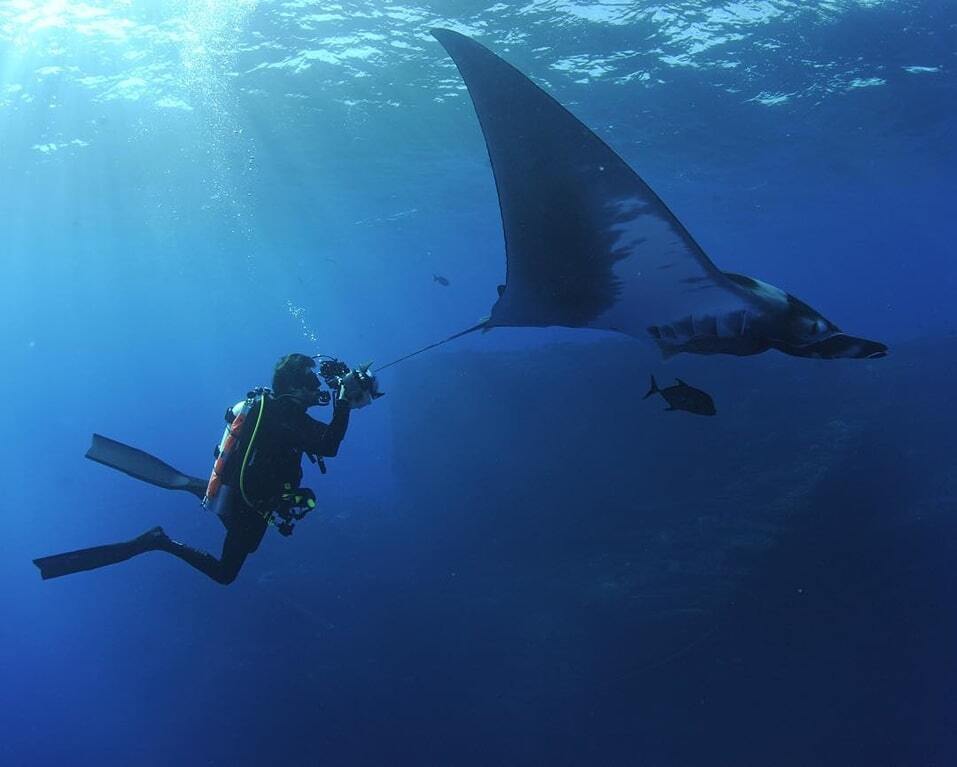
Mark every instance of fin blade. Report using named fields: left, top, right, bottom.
left=86, top=434, right=206, bottom=499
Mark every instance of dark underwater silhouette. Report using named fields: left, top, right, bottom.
left=431, top=29, right=887, bottom=361
left=644, top=374, right=716, bottom=415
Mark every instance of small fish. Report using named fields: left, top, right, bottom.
left=643, top=375, right=716, bottom=416
left=433, top=273, right=450, bottom=286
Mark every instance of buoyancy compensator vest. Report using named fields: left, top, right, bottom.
left=203, top=387, right=319, bottom=536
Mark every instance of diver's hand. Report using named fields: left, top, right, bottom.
left=337, top=364, right=382, bottom=409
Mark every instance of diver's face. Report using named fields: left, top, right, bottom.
left=291, top=371, right=323, bottom=406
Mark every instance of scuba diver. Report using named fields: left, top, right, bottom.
left=32, top=353, right=381, bottom=585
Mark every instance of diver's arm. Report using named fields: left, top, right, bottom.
left=324, top=397, right=351, bottom=455
left=304, top=398, right=351, bottom=457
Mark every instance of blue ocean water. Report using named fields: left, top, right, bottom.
left=2, top=2, right=955, bottom=765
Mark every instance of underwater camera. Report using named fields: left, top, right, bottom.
left=311, top=355, right=351, bottom=405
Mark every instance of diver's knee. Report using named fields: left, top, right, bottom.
left=214, top=564, right=242, bottom=586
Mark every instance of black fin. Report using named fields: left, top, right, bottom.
left=86, top=434, right=207, bottom=500
left=33, top=527, right=169, bottom=580
left=643, top=375, right=659, bottom=400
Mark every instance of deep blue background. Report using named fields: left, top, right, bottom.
left=2, top=2, right=955, bottom=765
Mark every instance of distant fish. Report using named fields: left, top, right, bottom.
left=433, top=273, right=450, bottom=286
left=644, top=375, right=716, bottom=416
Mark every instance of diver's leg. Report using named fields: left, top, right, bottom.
left=160, top=528, right=255, bottom=586
left=33, top=527, right=170, bottom=580
left=155, top=487, right=268, bottom=585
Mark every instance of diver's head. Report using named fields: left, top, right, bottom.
left=273, top=353, right=323, bottom=406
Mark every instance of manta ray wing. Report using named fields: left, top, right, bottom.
left=432, top=28, right=761, bottom=348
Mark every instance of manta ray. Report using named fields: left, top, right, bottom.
left=427, top=29, right=886, bottom=361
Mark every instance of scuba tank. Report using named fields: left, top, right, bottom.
left=203, top=387, right=269, bottom=510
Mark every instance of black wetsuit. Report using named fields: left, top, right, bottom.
left=174, top=394, right=350, bottom=584
left=32, top=395, right=350, bottom=585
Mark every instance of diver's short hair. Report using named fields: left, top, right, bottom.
left=272, top=353, right=316, bottom=395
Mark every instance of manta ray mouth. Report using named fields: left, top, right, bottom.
left=786, top=333, right=888, bottom=359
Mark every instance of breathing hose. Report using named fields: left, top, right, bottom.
left=239, top=391, right=266, bottom=509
